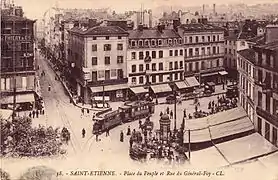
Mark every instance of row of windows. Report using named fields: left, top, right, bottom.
left=91, top=69, right=124, bottom=81
left=2, top=42, right=32, bottom=51
left=238, top=57, right=254, bottom=76
left=92, top=44, right=123, bottom=51
left=91, top=36, right=122, bottom=40
left=1, top=57, right=33, bottom=68
left=131, top=72, right=184, bottom=84
left=131, top=50, right=164, bottom=60
left=225, top=48, right=236, bottom=55
left=91, top=56, right=124, bottom=65
left=257, top=117, right=278, bottom=145
left=129, top=38, right=183, bottom=47
left=131, top=61, right=184, bottom=73
left=185, top=34, right=220, bottom=44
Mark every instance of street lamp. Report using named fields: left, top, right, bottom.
left=172, top=86, right=177, bottom=132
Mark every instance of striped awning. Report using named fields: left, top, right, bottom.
left=184, top=76, right=200, bottom=87
left=0, top=93, right=35, bottom=104
left=175, top=81, right=188, bottom=89
left=90, top=84, right=128, bottom=93
left=151, top=84, right=172, bottom=94
left=130, top=87, right=148, bottom=94
left=219, top=71, right=228, bottom=75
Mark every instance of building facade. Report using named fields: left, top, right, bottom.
left=237, top=49, right=256, bottom=124
left=178, top=23, right=226, bottom=84
left=68, top=26, right=129, bottom=103
left=1, top=9, right=37, bottom=110
left=253, top=25, right=278, bottom=147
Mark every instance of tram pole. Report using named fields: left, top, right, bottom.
left=188, top=129, right=191, bottom=161
left=102, top=81, right=105, bottom=108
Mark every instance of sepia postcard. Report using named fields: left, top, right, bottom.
left=1, top=0, right=278, bottom=179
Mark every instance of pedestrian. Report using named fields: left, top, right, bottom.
left=170, top=110, right=173, bottom=119
left=42, top=109, right=45, bottom=115
left=36, top=109, right=39, bottom=118
left=139, top=120, right=142, bottom=129
left=160, top=111, right=163, bottom=116
left=81, top=108, right=84, bottom=115
left=166, top=107, right=170, bottom=114
left=132, top=129, right=136, bottom=136
left=48, top=84, right=51, bottom=91
left=195, top=105, right=198, bottom=112
left=96, top=133, right=99, bottom=142
left=87, top=109, right=89, bottom=114
left=156, top=98, right=158, bottom=105
left=183, top=108, right=186, bottom=116
left=127, top=126, right=131, bottom=136
left=106, top=128, right=110, bottom=137
left=212, top=100, right=214, bottom=107
left=32, top=110, right=35, bottom=118
left=120, top=131, right=124, bottom=142
left=82, top=128, right=86, bottom=138
left=129, top=138, right=133, bottom=148
left=29, top=112, right=32, bottom=118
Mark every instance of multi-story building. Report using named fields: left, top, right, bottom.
left=127, top=25, right=187, bottom=97
left=252, top=25, right=278, bottom=147
left=178, top=22, right=227, bottom=85
left=68, top=26, right=129, bottom=103
left=237, top=48, right=256, bottom=123
left=1, top=5, right=37, bottom=110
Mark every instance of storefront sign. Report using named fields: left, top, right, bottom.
left=1, top=35, right=32, bottom=41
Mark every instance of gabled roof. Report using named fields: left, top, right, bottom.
left=237, top=49, right=256, bottom=64
left=179, top=23, right=224, bottom=32
left=246, top=35, right=265, bottom=45
left=128, top=29, right=181, bottom=39
left=256, top=40, right=278, bottom=51
left=69, top=25, right=128, bottom=36
left=1, top=15, right=34, bottom=22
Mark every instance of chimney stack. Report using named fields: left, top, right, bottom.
left=213, top=4, right=216, bottom=15
left=138, top=23, right=144, bottom=31
left=265, top=25, right=278, bottom=44
left=203, top=4, right=205, bottom=15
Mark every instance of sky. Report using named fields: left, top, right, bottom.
left=12, top=0, right=278, bottom=19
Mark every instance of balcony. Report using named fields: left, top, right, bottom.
left=185, top=53, right=224, bottom=61
left=87, top=78, right=128, bottom=87
left=256, top=106, right=278, bottom=127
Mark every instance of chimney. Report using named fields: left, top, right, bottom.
left=213, top=4, right=216, bottom=15
left=148, top=9, right=152, bottom=28
left=203, top=4, right=205, bottom=15
left=157, top=23, right=163, bottom=33
left=173, top=19, right=180, bottom=32
left=265, top=25, right=278, bottom=44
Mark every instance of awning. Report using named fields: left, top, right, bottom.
left=130, top=87, right=148, bottom=94
left=184, top=76, right=200, bottom=87
left=90, top=84, right=128, bottom=93
left=0, top=109, right=13, bottom=120
left=201, top=72, right=219, bottom=77
left=175, top=81, right=188, bottom=89
left=0, top=94, right=35, bottom=104
left=219, top=71, right=228, bottom=75
left=150, top=84, right=172, bottom=94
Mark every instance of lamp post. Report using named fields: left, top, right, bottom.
left=173, top=86, right=177, bottom=132
left=102, top=81, right=105, bottom=108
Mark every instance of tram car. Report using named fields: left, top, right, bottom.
left=119, top=101, right=155, bottom=123
left=92, top=110, right=122, bottom=134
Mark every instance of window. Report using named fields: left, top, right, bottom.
left=180, top=61, right=183, bottom=69
left=195, top=62, right=199, bottom=71
left=189, top=63, right=193, bottom=71
left=117, top=44, right=123, bottom=50
left=92, top=44, right=97, bottom=51
left=257, top=117, right=262, bottom=134
left=132, top=77, right=136, bottom=84
left=169, top=62, right=173, bottom=70
left=139, top=52, right=144, bottom=60
left=145, top=40, right=149, bottom=46
left=174, top=61, right=178, bottom=69
left=265, top=122, right=270, bottom=141
left=117, top=56, right=124, bottom=63
left=152, top=63, right=156, bottom=71
left=195, top=48, right=199, bottom=56
left=93, top=37, right=97, bottom=40
left=225, top=48, right=227, bottom=54
left=151, top=75, right=156, bottom=83
left=174, top=39, right=177, bottom=45
left=258, top=91, right=262, bottom=107
left=169, top=50, right=173, bottom=56
left=207, top=47, right=211, bottom=54
left=258, top=69, right=263, bottom=83
left=189, top=37, right=192, bottom=43
left=117, top=69, right=123, bottom=79
left=159, top=63, right=163, bottom=70
left=195, top=36, right=199, bottom=43
left=273, top=127, right=277, bottom=145
left=92, top=71, right=97, bottom=82
left=111, top=69, right=116, bottom=77
left=118, top=36, right=122, bottom=39
left=184, top=49, right=187, bottom=57
left=184, top=37, right=187, bottom=43
left=175, top=73, right=178, bottom=80
left=139, top=76, right=144, bottom=84
left=189, top=48, right=193, bottom=57
left=131, top=41, right=136, bottom=47
left=159, top=75, right=163, bottom=82
left=202, top=36, right=205, bottom=42
left=132, top=65, right=136, bottom=72
left=168, top=39, right=172, bottom=45
left=139, top=64, right=144, bottom=71
left=158, top=39, right=162, bottom=46
left=201, top=61, right=205, bottom=70
left=179, top=38, right=182, bottom=44
left=3, top=28, right=11, bottom=34
left=104, top=44, right=111, bottom=51
left=159, top=51, right=163, bottom=58
left=266, top=93, right=271, bottom=112
left=131, top=52, right=136, bottom=59
left=175, top=50, right=178, bottom=56
left=139, top=40, right=143, bottom=47
left=145, top=51, right=150, bottom=58
left=152, top=51, right=156, bottom=58
left=151, top=40, right=156, bottom=46
left=21, top=43, right=29, bottom=51
left=212, top=47, right=216, bottom=54
left=105, top=70, right=110, bottom=80
left=105, top=57, right=110, bottom=64
left=146, top=64, right=149, bottom=70
left=98, top=70, right=104, bottom=78
left=208, top=36, right=211, bottom=42
left=92, top=57, right=97, bottom=65
left=217, top=35, right=219, bottom=41
left=213, top=35, right=216, bottom=41
left=180, top=72, right=183, bottom=80
left=180, top=49, right=183, bottom=56
left=218, top=47, right=220, bottom=54
left=229, top=49, right=232, bottom=54
left=105, top=36, right=109, bottom=40
left=216, top=59, right=219, bottom=67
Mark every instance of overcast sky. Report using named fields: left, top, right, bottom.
left=13, top=0, right=277, bottom=19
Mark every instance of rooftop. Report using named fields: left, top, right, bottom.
left=237, top=48, right=256, bottom=64
left=128, top=28, right=181, bottom=39
left=179, top=23, right=224, bottom=32
left=69, top=25, right=128, bottom=36
left=255, top=40, right=278, bottom=51
left=237, top=31, right=256, bottom=40
left=246, top=35, right=265, bottom=45
left=1, top=15, right=34, bottom=22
